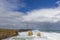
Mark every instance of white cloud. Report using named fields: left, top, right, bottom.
left=22, top=1, right=60, bottom=22
left=56, top=1, right=60, bottom=6
left=0, top=0, right=25, bottom=29
left=0, top=0, right=60, bottom=31
left=0, top=0, right=26, bottom=11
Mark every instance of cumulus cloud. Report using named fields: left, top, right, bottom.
left=20, top=1, right=60, bottom=31
left=23, top=1, right=60, bottom=22
left=0, top=0, right=60, bottom=31
left=0, top=0, right=25, bottom=11
left=0, top=0, right=25, bottom=29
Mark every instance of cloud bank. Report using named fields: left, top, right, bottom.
left=0, top=0, right=25, bottom=29
left=0, top=0, right=60, bottom=31
left=23, top=1, right=60, bottom=22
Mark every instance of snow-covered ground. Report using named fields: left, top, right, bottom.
left=3, top=30, right=60, bottom=40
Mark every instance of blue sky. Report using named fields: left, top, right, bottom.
left=6, top=0, right=60, bottom=13
left=0, top=0, right=60, bottom=30
left=16, top=0, right=59, bottom=13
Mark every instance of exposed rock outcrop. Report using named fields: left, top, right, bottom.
left=0, top=28, right=18, bottom=40
left=0, top=28, right=32, bottom=40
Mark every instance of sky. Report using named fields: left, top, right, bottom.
left=19, top=0, right=58, bottom=12
left=0, top=0, right=60, bottom=30
left=14, top=0, right=59, bottom=12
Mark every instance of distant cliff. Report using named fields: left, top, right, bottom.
left=0, top=28, right=32, bottom=40
left=0, top=28, right=18, bottom=40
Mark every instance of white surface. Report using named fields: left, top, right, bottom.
left=3, top=30, right=60, bottom=40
